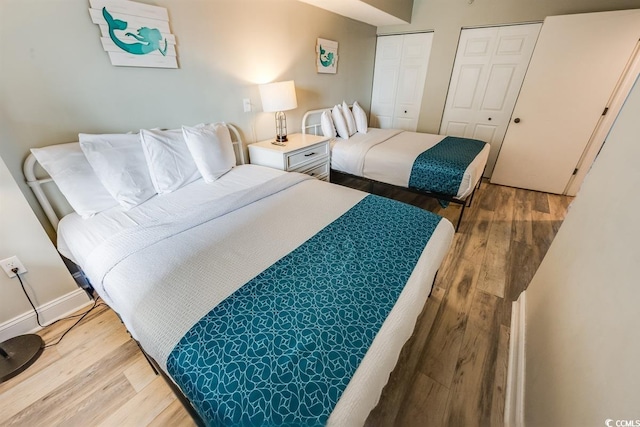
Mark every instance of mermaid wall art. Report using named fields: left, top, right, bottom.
left=316, top=38, right=338, bottom=74
left=89, top=0, right=178, bottom=68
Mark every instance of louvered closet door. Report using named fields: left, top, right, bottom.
left=370, top=32, right=433, bottom=131
left=440, top=24, right=541, bottom=176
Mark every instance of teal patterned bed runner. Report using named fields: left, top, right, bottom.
left=408, top=136, right=485, bottom=198
left=166, top=195, right=442, bottom=426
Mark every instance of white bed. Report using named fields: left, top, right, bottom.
left=24, top=123, right=454, bottom=426
left=329, top=128, right=489, bottom=200
left=303, top=107, right=491, bottom=230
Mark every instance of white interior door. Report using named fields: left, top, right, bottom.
left=490, top=9, right=640, bottom=194
left=440, top=23, right=541, bottom=176
left=393, top=33, right=433, bottom=130
left=370, top=32, right=433, bottom=131
left=370, top=35, right=402, bottom=129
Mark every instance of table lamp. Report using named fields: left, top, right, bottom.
left=259, top=80, right=298, bottom=145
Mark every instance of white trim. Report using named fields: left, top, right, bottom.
left=0, top=289, right=92, bottom=342
left=505, top=290, right=526, bottom=427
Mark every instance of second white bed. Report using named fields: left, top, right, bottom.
left=330, top=128, right=490, bottom=199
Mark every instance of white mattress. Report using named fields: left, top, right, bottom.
left=58, top=165, right=454, bottom=426
left=331, top=128, right=490, bottom=199
left=57, top=164, right=285, bottom=266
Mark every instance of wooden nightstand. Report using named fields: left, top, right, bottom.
left=248, top=133, right=330, bottom=181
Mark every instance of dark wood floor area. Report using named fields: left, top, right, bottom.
left=0, top=177, right=571, bottom=426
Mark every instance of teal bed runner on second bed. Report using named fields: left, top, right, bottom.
left=166, top=194, right=442, bottom=426
left=408, top=136, right=485, bottom=198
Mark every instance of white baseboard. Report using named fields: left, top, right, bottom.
left=505, top=290, right=526, bottom=427
left=0, top=289, right=92, bottom=342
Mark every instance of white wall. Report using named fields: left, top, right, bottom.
left=378, top=0, right=640, bottom=134
left=0, top=0, right=377, bottom=328
left=0, top=156, right=87, bottom=340
left=522, top=77, right=640, bottom=424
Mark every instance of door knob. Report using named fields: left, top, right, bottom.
left=514, top=118, right=521, bottom=123
left=488, top=117, right=492, bottom=121
left=404, top=110, right=407, bottom=113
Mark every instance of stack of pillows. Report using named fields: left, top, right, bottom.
left=321, top=101, right=368, bottom=139
left=31, top=123, right=236, bottom=219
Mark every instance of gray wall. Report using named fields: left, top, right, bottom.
left=0, top=155, right=83, bottom=333
left=363, top=0, right=413, bottom=23
left=0, top=0, right=377, bottom=238
left=0, top=0, right=376, bottom=327
left=522, top=76, right=640, bottom=425
left=378, top=0, right=640, bottom=134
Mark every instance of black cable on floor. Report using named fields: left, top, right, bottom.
left=13, top=269, right=105, bottom=348
left=15, top=268, right=45, bottom=328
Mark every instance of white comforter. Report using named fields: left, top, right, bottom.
left=331, top=128, right=491, bottom=199
left=60, top=166, right=454, bottom=426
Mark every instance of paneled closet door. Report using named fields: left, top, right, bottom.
left=491, top=10, right=640, bottom=194
left=440, top=23, right=541, bottom=176
left=370, top=32, right=433, bottom=131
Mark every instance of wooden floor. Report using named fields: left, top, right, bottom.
left=0, top=177, right=572, bottom=427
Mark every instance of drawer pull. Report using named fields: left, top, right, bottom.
left=304, top=152, right=316, bottom=157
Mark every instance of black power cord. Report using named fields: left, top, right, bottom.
left=11, top=268, right=105, bottom=348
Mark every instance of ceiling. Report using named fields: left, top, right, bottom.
left=298, top=0, right=410, bottom=27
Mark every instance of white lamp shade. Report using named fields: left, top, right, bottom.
left=259, top=80, right=298, bottom=113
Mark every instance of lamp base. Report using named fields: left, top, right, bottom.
left=0, top=334, right=44, bottom=383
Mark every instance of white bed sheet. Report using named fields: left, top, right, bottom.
left=59, top=166, right=454, bottom=426
left=57, top=164, right=285, bottom=266
left=331, top=128, right=490, bottom=199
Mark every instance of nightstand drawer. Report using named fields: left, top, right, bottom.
left=297, top=159, right=329, bottom=178
left=287, top=142, right=329, bottom=169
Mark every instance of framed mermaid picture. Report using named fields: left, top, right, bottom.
left=316, top=38, right=338, bottom=74
left=89, top=0, right=178, bottom=68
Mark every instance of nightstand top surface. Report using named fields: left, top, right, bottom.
left=251, top=133, right=328, bottom=153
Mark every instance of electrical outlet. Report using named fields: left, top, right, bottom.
left=1, top=256, right=27, bottom=278
left=243, top=98, right=252, bottom=113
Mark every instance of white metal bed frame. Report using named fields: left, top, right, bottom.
left=22, top=123, right=247, bottom=425
left=23, top=124, right=246, bottom=231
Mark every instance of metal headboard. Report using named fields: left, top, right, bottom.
left=301, top=108, right=332, bottom=136
left=301, top=105, right=355, bottom=137
left=23, top=123, right=246, bottom=231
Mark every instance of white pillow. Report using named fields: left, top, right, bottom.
left=332, top=105, right=350, bottom=139
left=342, top=101, right=357, bottom=136
left=79, top=133, right=156, bottom=209
left=320, top=110, right=336, bottom=138
left=140, top=128, right=200, bottom=194
left=352, top=101, right=368, bottom=134
left=30, top=143, right=118, bottom=218
left=182, top=123, right=236, bottom=183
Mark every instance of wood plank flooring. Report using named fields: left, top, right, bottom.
left=0, top=177, right=571, bottom=427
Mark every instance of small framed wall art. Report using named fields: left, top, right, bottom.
left=316, top=38, right=338, bottom=74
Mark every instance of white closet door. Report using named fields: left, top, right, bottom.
left=370, top=33, right=433, bottom=131
left=491, top=10, right=640, bottom=194
left=393, top=33, right=433, bottom=130
left=440, top=23, right=541, bottom=176
left=370, top=36, right=402, bottom=129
